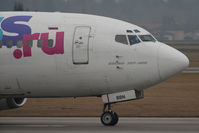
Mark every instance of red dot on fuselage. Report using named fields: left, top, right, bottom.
left=13, top=49, right=22, bottom=59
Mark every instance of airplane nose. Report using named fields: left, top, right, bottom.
left=158, top=44, right=189, bottom=81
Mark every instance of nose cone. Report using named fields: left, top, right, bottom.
left=158, top=44, right=189, bottom=81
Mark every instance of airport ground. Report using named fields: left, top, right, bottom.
left=1, top=117, right=199, bottom=133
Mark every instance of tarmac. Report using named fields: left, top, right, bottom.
left=0, top=117, right=199, bottom=133
left=183, top=67, right=199, bottom=73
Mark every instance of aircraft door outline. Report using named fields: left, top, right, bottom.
left=72, top=26, right=91, bottom=65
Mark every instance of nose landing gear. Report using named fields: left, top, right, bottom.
left=100, top=90, right=144, bottom=126
left=100, top=103, right=118, bottom=126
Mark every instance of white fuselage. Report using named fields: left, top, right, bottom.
left=0, top=12, right=189, bottom=98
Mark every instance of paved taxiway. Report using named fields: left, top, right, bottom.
left=0, top=117, right=199, bottom=133
left=184, top=67, right=199, bottom=73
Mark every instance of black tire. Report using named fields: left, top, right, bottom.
left=101, top=111, right=114, bottom=126
left=101, top=111, right=118, bottom=126
left=111, top=112, right=119, bottom=126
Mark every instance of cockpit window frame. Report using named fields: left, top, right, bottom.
left=127, top=35, right=141, bottom=45
left=115, top=34, right=128, bottom=45
left=138, top=34, right=156, bottom=42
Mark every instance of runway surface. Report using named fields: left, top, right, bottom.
left=0, top=117, right=199, bottom=133
left=184, top=67, right=199, bottom=73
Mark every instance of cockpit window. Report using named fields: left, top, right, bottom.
left=115, top=35, right=128, bottom=45
left=128, top=35, right=141, bottom=45
left=134, top=29, right=140, bottom=33
left=139, top=35, right=156, bottom=42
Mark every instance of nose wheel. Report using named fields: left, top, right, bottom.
left=100, top=103, right=119, bottom=126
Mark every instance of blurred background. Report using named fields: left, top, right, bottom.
left=0, top=0, right=199, bottom=117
